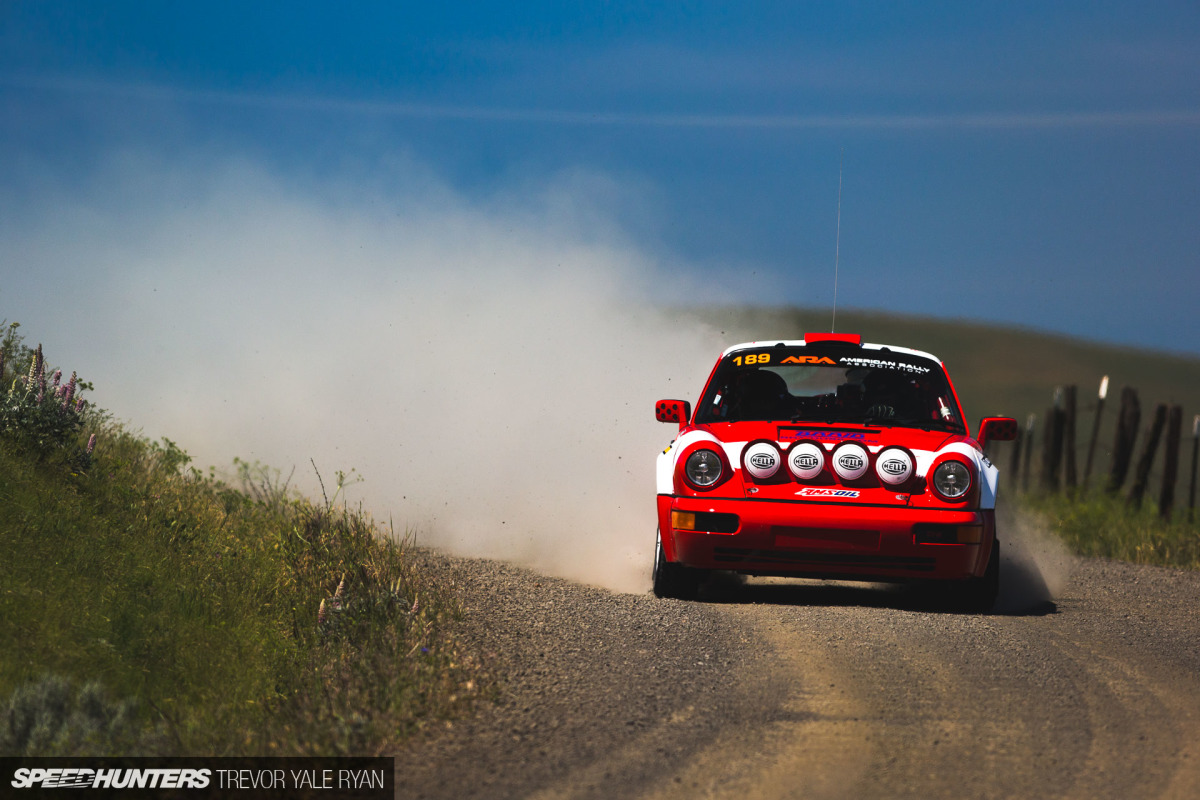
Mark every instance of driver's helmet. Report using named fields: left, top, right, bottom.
left=730, top=369, right=789, bottom=420
left=863, top=369, right=915, bottom=417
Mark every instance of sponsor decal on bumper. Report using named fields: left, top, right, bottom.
left=795, top=487, right=860, bottom=498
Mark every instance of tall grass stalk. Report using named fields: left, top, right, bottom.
left=1019, top=491, right=1200, bottom=569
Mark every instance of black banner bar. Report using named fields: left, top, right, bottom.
left=2, top=758, right=393, bottom=799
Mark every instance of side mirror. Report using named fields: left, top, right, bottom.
left=655, top=399, right=691, bottom=430
left=977, top=417, right=1018, bottom=449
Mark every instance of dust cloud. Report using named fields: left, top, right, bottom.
left=4, top=155, right=734, bottom=593
left=995, top=503, right=1075, bottom=612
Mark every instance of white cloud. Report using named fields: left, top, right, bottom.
left=7, top=73, right=1200, bottom=131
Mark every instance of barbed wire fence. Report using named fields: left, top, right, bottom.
left=1004, top=377, right=1197, bottom=523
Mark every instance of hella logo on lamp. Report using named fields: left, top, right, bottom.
left=875, top=448, right=914, bottom=485
left=832, top=444, right=870, bottom=481
left=787, top=442, right=825, bottom=481
left=743, top=442, right=782, bottom=480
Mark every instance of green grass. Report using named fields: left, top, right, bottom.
left=1017, top=490, right=1200, bottom=569
left=0, top=332, right=482, bottom=755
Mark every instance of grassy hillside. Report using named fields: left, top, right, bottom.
left=0, top=325, right=480, bottom=756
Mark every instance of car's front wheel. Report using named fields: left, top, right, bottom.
left=652, top=530, right=701, bottom=600
left=947, top=539, right=1000, bottom=613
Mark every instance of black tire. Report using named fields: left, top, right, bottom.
left=652, top=531, right=701, bottom=600
left=949, top=539, right=1000, bottom=614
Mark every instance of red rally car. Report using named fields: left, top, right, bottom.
left=653, top=333, right=1017, bottom=611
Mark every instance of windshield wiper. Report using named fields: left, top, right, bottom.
left=860, top=416, right=964, bottom=433
left=791, top=411, right=842, bottom=423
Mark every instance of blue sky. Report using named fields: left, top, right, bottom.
left=3, top=1, right=1200, bottom=355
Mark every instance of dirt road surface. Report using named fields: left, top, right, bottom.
left=396, top=551, right=1200, bottom=800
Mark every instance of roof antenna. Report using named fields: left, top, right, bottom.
left=832, top=148, right=844, bottom=333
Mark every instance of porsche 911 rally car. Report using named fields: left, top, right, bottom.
left=653, top=333, right=1017, bottom=611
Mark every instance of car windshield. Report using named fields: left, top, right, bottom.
left=695, top=347, right=965, bottom=432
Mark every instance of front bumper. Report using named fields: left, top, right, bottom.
left=657, top=494, right=994, bottom=582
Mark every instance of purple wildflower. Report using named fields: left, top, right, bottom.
left=86, top=434, right=97, bottom=455
left=335, top=574, right=345, bottom=598
left=76, top=398, right=86, bottom=414
left=61, top=372, right=76, bottom=411
left=51, top=369, right=62, bottom=388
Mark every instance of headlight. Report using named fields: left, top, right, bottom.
left=684, top=448, right=723, bottom=488
left=932, top=460, right=972, bottom=500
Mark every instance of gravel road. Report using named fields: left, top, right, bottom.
left=395, top=550, right=1200, bottom=800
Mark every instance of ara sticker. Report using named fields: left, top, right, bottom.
left=780, top=356, right=837, bottom=365
left=796, top=488, right=860, bottom=499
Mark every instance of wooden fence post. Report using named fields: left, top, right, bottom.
left=1041, top=391, right=1065, bottom=493
left=1064, top=385, right=1078, bottom=494
left=1107, top=387, right=1141, bottom=494
left=1022, top=414, right=1036, bottom=494
left=1189, top=415, right=1198, bottom=523
left=1129, top=404, right=1167, bottom=509
left=1011, top=425, right=1024, bottom=490
left=1159, top=405, right=1183, bottom=520
left=1082, top=376, right=1108, bottom=489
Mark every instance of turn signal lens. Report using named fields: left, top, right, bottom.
left=671, top=510, right=696, bottom=530
left=932, top=460, right=972, bottom=500
left=684, top=449, right=723, bottom=488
